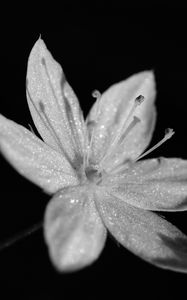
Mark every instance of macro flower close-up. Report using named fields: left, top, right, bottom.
left=0, top=38, right=187, bottom=273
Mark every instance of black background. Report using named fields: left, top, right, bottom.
left=0, top=6, right=187, bottom=300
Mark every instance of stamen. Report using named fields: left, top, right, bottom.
left=85, top=130, right=94, bottom=167
left=92, top=89, right=101, bottom=100
left=135, top=94, right=145, bottom=105
left=91, top=89, right=102, bottom=121
left=84, top=90, right=102, bottom=167
left=99, top=95, right=144, bottom=166
left=135, top=128, right=175, bottom=161
left=110, top=95, right=145, bottom=148
left=118, top=116, right=141, bottom=145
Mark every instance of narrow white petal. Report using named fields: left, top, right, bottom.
left=0, top=115, right=79, bottom=194
left=96, top=190, right=187, bottom=273
left=87, top=71, right=156, bottom=171
left=44, top=186, right=106, bottom=271
left=26, top=38, right=86, bottom=168
left=103, top=158, right=187, bottom=211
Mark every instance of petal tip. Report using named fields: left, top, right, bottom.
left=28, top=37, right=48, bottom=64
left=142, top=70, right=155, bottom=82
left=34, top=36, right=46, bottom=50
left=131, top=70, right=156, bottom=92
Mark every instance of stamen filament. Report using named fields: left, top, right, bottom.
left=85, top=90, right=101, bottom=167
left=118, top=116, right=141, bottom=145
left=135, top=128, right=175, bottom=161
left=99, top=95, right=144, bottom=166
left=107, top=95, right=144, bottom=151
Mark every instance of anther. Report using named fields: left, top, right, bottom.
left=92, top=90, right=101, bottom=100
left=165, top=128, right=175, bottom=138
left=135, top=95, right=145, bottom=105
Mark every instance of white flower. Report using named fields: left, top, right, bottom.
left=0, top=38, right=187, bottom=273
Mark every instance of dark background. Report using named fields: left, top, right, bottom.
left=0, top=7, right=187, bottom=300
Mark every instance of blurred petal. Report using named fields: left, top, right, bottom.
left=0, top=115, right=79, bottom=194
left=96, top=190, right=187, bottom=273
left=26, top=38, right=86, bottom=168
left=44, top=186, right=107, bottom=271
left=103, top=158, right=187, bottom=211
left=87, top=71, right=156, bottom=171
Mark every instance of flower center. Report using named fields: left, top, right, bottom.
left=85, top=166, right=102, bottom=184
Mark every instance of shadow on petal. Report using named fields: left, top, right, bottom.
left=172, top=198, right=187, bottom=211
left=152, top=233, right=187, bottom=272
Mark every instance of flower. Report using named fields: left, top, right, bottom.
left=0, top=38, right=187, bottom=273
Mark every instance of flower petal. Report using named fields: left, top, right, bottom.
left=0, top=115, right=79, bottom=194
left=44, top=186, right=107, bottom=271
left=103, top=158, right=187, bottom=211
left=26, top=38, right=86, bottom=168
left=96, top=190, right=187, bottom=273
left=87, top=71, right=156, bottom=171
